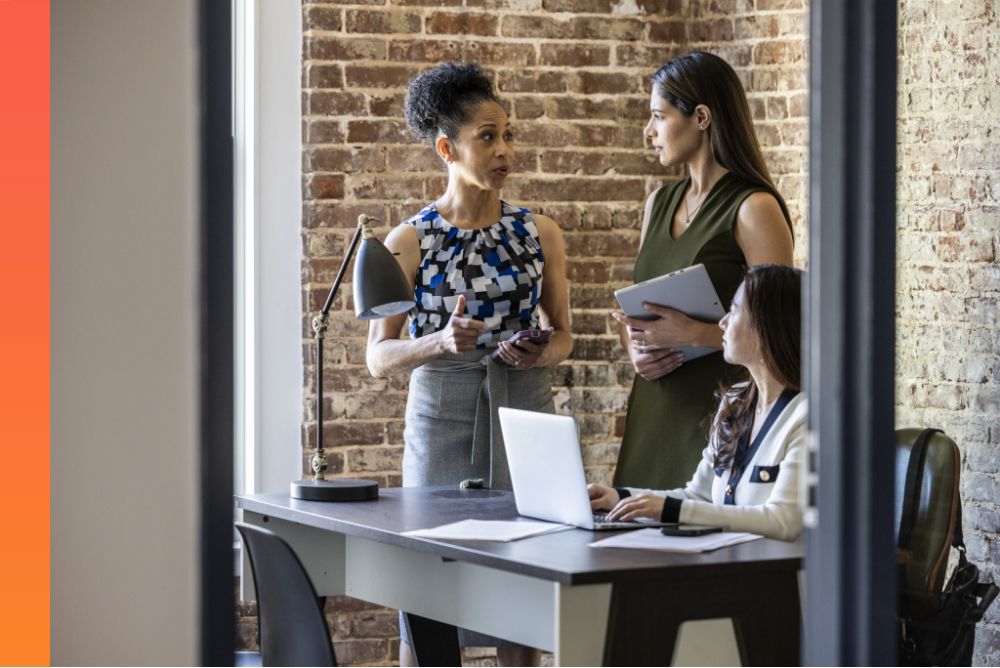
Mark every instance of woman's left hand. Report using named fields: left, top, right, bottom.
left=496, top=338, right=547, bottom=369
left=612, top=304, right=708, bottom=352
left=607, top=493, right=666, bottom=522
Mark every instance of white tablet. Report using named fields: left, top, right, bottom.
left=614, top=263, right=726, bottom=362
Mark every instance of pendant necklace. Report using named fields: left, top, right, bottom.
left=684, top=189, right=708, bottom=225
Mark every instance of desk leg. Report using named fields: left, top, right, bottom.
left=602, top=571, right=800, bottom=667
left=401, top=613, right=461, bottom=667
left=554, top=583, right=613, bottom=666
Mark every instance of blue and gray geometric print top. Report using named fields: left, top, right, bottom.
left=402, top=201, right=545, bottom=347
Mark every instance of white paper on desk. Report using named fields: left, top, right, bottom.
left=588, top=528, right=762, bottom=553
left=403, top=519, right=571, bottom=542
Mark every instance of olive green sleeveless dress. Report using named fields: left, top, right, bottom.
left=613, top=172, right=771, bottom=489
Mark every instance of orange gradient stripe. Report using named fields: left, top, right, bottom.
left=0, top=0, right=50, bottom=665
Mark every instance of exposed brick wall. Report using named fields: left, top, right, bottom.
left=299, top=0, right=808, bottom=492
left=895, top=1, right=1000, bottom=664
left=237, top=2, right=1000, bottom=665
left=283, top=1, right=810, bottom=664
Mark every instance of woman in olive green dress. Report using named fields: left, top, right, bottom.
left=612, top=51, right=795, bottom=489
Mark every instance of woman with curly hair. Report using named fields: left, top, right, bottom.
left=366, top=62, right=570, bottom=667
left=591, top=264, right=806, bottom=541
left=612, top=51, right=796, bottom=491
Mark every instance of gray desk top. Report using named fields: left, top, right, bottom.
left=236, top=487, right=803, bottom=585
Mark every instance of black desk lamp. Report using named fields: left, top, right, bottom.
left=291, top=214, right=414, bottom=502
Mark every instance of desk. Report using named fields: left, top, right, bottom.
left=237, top=488, right=802, bottom=666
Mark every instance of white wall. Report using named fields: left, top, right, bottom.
left=253, top=0, right=304, bottom=495
left=51, top=1, right=199, bottom=664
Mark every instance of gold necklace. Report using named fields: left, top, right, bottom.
left=684, top=190, right=708, bottom=225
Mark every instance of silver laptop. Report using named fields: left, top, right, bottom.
left=499, top=407, right=672, bottom=531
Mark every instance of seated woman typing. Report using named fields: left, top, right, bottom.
left=589, top=264, right=806, bottom=541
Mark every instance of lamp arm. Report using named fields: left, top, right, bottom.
left=319, top=221, right=365, bottom=320
left=311, top=216, right=377, bottom=481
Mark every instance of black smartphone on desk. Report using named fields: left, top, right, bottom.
left=660, top=524, right=723, bottom=536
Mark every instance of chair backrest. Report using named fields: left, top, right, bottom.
left=236, top=522, right=337, bottom=667
left=894, top=428, right=961, bottom=621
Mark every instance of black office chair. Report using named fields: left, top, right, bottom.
left=236, top=522, right=338, bottom=667
left=894, top=428, right=961, bottom=620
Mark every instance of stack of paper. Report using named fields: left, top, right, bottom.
left=589, top=528, right=762, bottom=553
left=402, top=519, right=570, bottom=542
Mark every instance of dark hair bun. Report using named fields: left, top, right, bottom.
left=404, top=62, right=500, bottom=143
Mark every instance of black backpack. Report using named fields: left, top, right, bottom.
left=897, top=428, right=999, bottom=666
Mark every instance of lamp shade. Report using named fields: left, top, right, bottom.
left=352, top=236, right=415, bottom=319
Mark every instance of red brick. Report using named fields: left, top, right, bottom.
left=346, top=119, right=412, bottom=144
left=346, top=445, right=404, bottom=472
left=542, top=0, right=614, bottom=11
left=332, top=640, right=390, bottom=666
left=573, top=71, right=640, bottom=95
left=648, top=20, right=686, bottom=43
left=539, top=44, right=611, bottom=67
left=788, top=92, right=807, bottom=118
left=305, top=64, right=344, bottom=90
left=567, top=260, right=612, bottom=283
left=564, top=230, right=640, bottom=256
left=540, top=149, right=659, bottom=176
left=711, top=44, right=753, bottom=68
left=305, top=203, right=389, bottom=230
left=575, top=16, right=643, bottom=41
left=386, top=145, right=439, bottom=172
left=502, top=15, right=642, bottom=41
left=388, top=39, right=461, bottom=64
left=345, top=9, right=421, bottom=34
left=569, top=311, right=612, bottom=335
left=348, top=173, right=426, bottom=201
left=496, top=69, right=571, bottom=94
left=305, top=119, right=346, bottom=144
left=690, top=0, right=754, bottom=15
left=753, top=40, right=805, bottom=66
left=462, top=41, right=537, bottom=67
left=307, top=174, right=346, bottom=200
left=514, top=96, right=545, bottom=120
left=390, top=0, right=462, bottom=5
left=368, top=92, right=405, bottom=117
left=303, top=230, right=347, bottom=259
left=734, top=15, right=780, bottom=40
left=309, top=146, right=385, bottom=173
left=766, top=96, right=789, bottom=120
left=688, top=19, right=735, bottom=43
left=305, top=91, right=366, bottom=117
left=308, top=37, right=387, bottom=62
left=427, top=11, right=498, bottom=36
left=572, top=337, right=623, bottom=362
left=303, top=6, right=341, bottom=32
left=545, top=97, right=621, bottom=122
left=757, top=0, right=803, bottom=8
left=617, top=44, right=683, bottom=69
left=344, top=63, right=418, bottom=90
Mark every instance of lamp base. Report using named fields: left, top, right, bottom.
left=290, top=478, right=379, bottom=502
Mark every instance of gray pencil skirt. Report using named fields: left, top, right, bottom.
left=399, top=351, right=555, bottom=648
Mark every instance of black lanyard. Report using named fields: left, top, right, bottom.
left=723, top=388, right=798, bottom=505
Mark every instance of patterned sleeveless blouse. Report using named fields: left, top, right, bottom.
left=402, top=201, right=545, bottom=347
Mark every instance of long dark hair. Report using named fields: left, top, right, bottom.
left=650, top=51, right=793, bottom=234
left=711, top=264, right=802, bottom=469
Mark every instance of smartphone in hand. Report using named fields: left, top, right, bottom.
left=491, top=329, right=551, bottom=362
left=660, top=524, right=723, bottom=537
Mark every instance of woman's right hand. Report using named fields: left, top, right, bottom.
left=588, top=483, right=620, bottom=511
left=436, top=295, right=488, bottom=354
left=630, top=347, right=685, bottom=381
